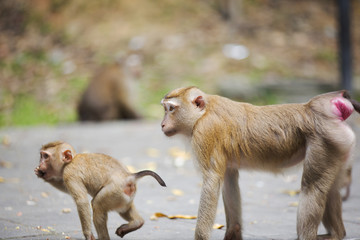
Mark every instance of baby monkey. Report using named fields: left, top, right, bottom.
left=34, top=141, right=166, bottom=240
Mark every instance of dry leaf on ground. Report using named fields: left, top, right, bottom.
left=62, top=208, right=72, bottom=213
left=0, top=161, right=13, bottom=168
left=171, top=189, right=184, bottom=196
left=282, top=189, right=300, bottom=197
left=150, top=212, right=197, bottom=220
left=146, top=148, right=160, bottom=158
left=289, top=201, right=299, bottom=207
left=213, top=223, right=224, bottom=229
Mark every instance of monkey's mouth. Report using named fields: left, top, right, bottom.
left=37, top=168, right=46, bottom=178
left=164, top=129, right=177, bottom=137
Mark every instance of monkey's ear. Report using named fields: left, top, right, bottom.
left=63, top=150, right=73, bottom=163
left=193, top=96, right=205, bottom=110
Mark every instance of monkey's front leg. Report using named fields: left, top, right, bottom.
left=195, top=171, right=222, bottom=240
left=74, top=196, right=96, bottom=240
left=67, top=183, right=95, bottom=240
left=222, top=168, right=242, bottom=240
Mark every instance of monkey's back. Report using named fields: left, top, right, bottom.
left=194, top=92, right=353, bottom=172
left=193, top=95, right=315, bottom=172
left=63, top=153, right=130, bottom=197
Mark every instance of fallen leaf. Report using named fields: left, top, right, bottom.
left=168, top=147, right=191, bottom=160
left=47, top=226, right=55, bottom=231
left=0, top=161, right=12, bottom=168
left=0, top=177, right=5, bottom=183
left=62, top=208, right=72, bottom=213
left=146, top=148, right=160, bottom=158
left=168, top=215, right=196, bottom=219
left=150, top=212, right=167, bottom=220
left=282, top=189, right=300, bottom=197
left=16, top=212, right=22, bottom=217
left=171, top=189, right=184, bottom=196
left=5, top=178, right=20, bottom=183
left=2, top=135, right=10, bottom=146
left=41, top=192, right=49, bottom=198
left=289, top=201, right=299, bottom=207
left=35, top=226, right=51, bottom=233
left=150, top=212, right=197, bottom=220
left=15, top=226, right=20, bottom=230
left=250, top=220, right=258, bottom=225
left=213, top=224, right=225, bottom=229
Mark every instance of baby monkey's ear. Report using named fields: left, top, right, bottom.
left=62, top=150, right=73, bottom=163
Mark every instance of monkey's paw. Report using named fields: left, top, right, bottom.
left=224, top=223, right=242, bottom=240
left=316, top=234, right=336, bottom=240
left=116, top=222, right=143, bottom=238
left=116, top=224, right=130, bottom=238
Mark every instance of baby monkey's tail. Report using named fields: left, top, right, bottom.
left=134, top=170, right=166, bottom=187
left=343, top=91, right=360, bottom=113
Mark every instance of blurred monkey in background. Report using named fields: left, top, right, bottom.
left=78, top=37, right=144, bottom=121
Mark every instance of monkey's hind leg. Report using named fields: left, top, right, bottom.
left=91, top=185, right=114, bottom=240
left=116, top=204, right=144, bottom=238
left=296, top=141, right=346, bottom=240
left=222, top=167, right=243, bottom=240
left=321, top=168, right=346, bottom=239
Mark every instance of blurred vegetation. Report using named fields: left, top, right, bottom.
left=0, top=0, right=359, bottom=127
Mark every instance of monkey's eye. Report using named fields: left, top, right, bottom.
left=41, top=152, right=49, bottom=159
left=169, top=105, right=176, bottom=112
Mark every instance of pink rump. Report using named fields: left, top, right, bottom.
left=331, top=97, right=354, bottom=121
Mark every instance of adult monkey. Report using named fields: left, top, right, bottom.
left=160, top=86, right=360, bottom=240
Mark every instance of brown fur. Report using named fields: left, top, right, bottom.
left=35, top=142, right=165, bottom=240
left=78, top=61, right=142, bottom=121
left=161, top=87, right=358, bottom=240
left=41, top=141, right=64, bottom=150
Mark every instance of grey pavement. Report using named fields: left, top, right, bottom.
left=0, top=121, right=359, bottom=240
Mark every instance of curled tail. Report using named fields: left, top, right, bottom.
left=134, top=170, right=166, bottom=187
left=343, top=91, right=360, bottom=113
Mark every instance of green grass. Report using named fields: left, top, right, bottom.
left=1, top=95, right=58, bottom=126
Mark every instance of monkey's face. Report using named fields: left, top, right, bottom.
left=161, top=99, right=180, bottom=137
left=35, top=150, right=64, bottom=181
left=161, top=87, right=206, bottom=137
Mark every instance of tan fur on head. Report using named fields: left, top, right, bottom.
left=41, top=141, right=64, bottom=150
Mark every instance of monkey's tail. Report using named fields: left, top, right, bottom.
left=134, top=170, right=167, bottom=187
left=343, top=91, right=360, bottom=113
